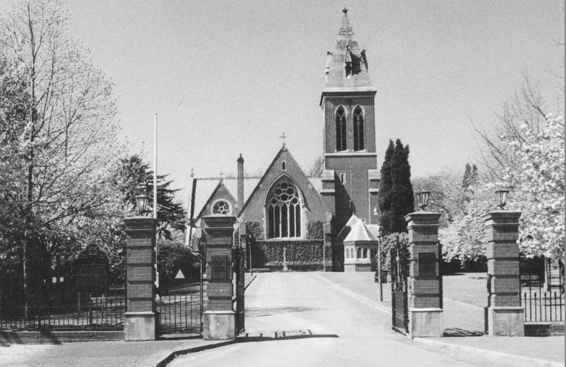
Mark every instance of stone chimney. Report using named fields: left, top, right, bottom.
left=237, top=154, right=244, bottom=212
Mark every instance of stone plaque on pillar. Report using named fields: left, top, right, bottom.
left=485, top=211, right=524, bottom=336
left=210, top=255, right=231, bottom=282
left=202, top=215, right=236, bottom=340
left=406, top=211, right=443, bottom=338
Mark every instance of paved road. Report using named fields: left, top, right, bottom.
left=170, top=272, right=479, bottom=367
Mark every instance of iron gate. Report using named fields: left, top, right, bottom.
left=156, top=285, right=203, bottom=336
left=391, top=239, right=409, bottom=334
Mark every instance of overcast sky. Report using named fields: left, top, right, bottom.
left=3, top=0, right=563, bottom=198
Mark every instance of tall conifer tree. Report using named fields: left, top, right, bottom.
left=378, top=139, right=414, bottom=234
left=390, top=139, right=414, bottom=233
left=378, top=140, right=395, bottom=234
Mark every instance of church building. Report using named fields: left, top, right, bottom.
left=192, top=9, right=379, bottom=271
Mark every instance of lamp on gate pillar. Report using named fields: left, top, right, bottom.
left=495, top=187, right=510, bottom=210
left=135, top=183, right=151, bottom=217
left=416, top=190, right=431, bottom=211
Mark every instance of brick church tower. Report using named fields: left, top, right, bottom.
left=321, top=9, right=379, bottom=230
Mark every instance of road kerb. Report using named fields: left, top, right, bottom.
left=413, top=337, right=562, bottom=367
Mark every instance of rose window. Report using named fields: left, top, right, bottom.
left=212, top=200, right=231, bottom=215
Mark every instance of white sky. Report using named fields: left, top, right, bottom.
left=3, top=0, right=564, bottom=200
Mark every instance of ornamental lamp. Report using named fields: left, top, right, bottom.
left=416, top=190, right=431, bottom=211
left=495, top=187, right=510, bottom=210
left=135, top=183, right=150, bottom=216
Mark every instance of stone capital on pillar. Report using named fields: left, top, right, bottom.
left=405, top=210, right=443, bottom=338
left=202, top=216, right=237, bottom=246
left=485, top=210, right=523, bottom=336
left=123, top=216, right=157, bottom=341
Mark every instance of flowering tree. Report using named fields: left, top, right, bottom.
left=440, top=88, right=564, bottom=262
left=503, top=113, right=564, bottom=259
left=0, top=0, right=125, bottom=305
left=439, top=184, right=491, bottom=261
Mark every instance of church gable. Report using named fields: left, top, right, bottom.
left=240, top=147, right=329, bottom=239
left=197, top=180, right=237, bottom=219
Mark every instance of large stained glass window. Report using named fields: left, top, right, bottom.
left=267, top=180, right=302, bottom=239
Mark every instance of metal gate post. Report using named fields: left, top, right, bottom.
left=406, top=211, right=443, bottom=338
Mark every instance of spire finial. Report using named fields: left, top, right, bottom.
left=339, top=7, right=353, bottom=37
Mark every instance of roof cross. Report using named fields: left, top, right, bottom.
left=279, top=132, right=287, bottom=148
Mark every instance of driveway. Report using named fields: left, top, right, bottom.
left=170, top=272, right=479, bottom=367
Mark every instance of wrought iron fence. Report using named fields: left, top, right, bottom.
left=521, top=274, right=565, bottom=323
left=156, top=293, right=202, bottom=335
left=0, top=296, right=125, bottom=330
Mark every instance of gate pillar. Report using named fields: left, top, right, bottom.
left=202, top=215, right=236, bottom=340
left=406, top=211, right=443, bottom=338
left=485, top=211, right=524, bottom=336
left=124, top=217, right=157, bottom=341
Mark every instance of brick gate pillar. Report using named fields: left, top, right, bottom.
left=485, top=211, right=524, bottom=336
left=406, top=212, right=443, bottom=337
left=124, top=217, right=156, bottom=341
left=202, top=215, right=237, bottom=340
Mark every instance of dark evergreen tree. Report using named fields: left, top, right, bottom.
left=390, top=139, right=414, bottom=233
left=117, top=155, right=186, bottom=240
left=378, top=140, right=395, bottom=234
left=378, top=139, right=415, bottom=235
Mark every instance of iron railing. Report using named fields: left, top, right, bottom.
left=0, top=296, right=125, bottom=330
left=521, top=274, right=565, bottom=323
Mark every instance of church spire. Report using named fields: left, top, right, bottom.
left=323, top=8, right=372, bottom=89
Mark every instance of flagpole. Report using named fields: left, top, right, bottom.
left=153, top=113, right=159, bottom=292
left=153, top=113, right=158, bottom=220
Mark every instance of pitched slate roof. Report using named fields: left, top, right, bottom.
left=238, top=146, right=325, bottom=219
left=191, top=176, right=260, bottom=221
left=195, top=179, right=237, bottom=219
left=190, top=175, right=322, bottom=221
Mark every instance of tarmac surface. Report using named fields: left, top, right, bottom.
left=1, top=271, right=563, bottom=367
left=170, top=272, right=483, bottom=367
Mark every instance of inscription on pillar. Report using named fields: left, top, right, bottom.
left=210, top=255, right=231, bottom=282
left=418, top=253, right=436, bottom=277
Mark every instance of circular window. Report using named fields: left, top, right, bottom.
left=212, top=200, right=231, bottom=215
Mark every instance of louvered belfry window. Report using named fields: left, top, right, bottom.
left=336, top=106, right=347, bottom=151
left=353, top=106, right=364, bottom=151
left=267, top=180, right=301, bottom=239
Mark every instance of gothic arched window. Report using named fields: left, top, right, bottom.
left=353, top=106, right=364, bottom=151
left=212, top=200, right=231, bottom=215
left=336, top=106, right=347, bottom=151
left=266, top=180, right=301, bottom=239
